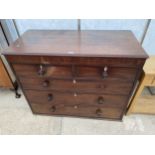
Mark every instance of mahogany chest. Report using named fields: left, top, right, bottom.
left=3, top=30, right=148, bottom=120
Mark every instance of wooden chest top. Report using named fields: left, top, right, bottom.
left=3, top=30, right=148, bottom=58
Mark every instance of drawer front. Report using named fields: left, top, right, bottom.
left=12, top=64, right=136, bottom=81
left=13, top=64, right=73, bottom=79
left=7, top=55, right=145, bottom=67
left=31, top=103, right=123, bottom=120
left=24, top=90, right=128, bottom=108
left=76, top=66, right=136, bottom=81
left=20, top=78, right=133, bottom=95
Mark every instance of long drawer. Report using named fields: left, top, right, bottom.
left=19, top=77, right=133, bottom=95
left=24, top=90, right=128, bottom=108
left=12, top=64, right=136, bottom=81
left=7, top=55, right=145, bottom=67
left=30, top=102, right=123, bottom=120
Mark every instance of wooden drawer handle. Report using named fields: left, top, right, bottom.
left=96, top=108, right=102, bottom=115
left=43, top=80, right=50, bottom=87
left=102, top=66, right=108, bottom=79
left=38, top=65, right=46, bottom=76
left=74, top=105, right=78, bottom=109
left=48, top=94, right=53, bottom=101
left=97, top=96, right=104, bottom=104
left=50, top=106, right=56, bottom=112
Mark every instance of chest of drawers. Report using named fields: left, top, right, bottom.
left=3, top=30, right=148, bottom=120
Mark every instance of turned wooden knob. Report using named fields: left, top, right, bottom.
left=74, top=93, right=77, bottom=97
left=48, top=94, right=53, bottom=101
left=38, top=65, right=46, bottom=76
left=73, top=79, right=77, bottom=84
left=102, top=66, right=108, bottom=79
left=43, top=80, right=50, bottom=87
left=96, top=108, right=102, bottom=115
left=74, top=105, right=78, bottom=109
left=98, top=96, right=104, bottom=104
left=50, top=106, right=56, bottom=112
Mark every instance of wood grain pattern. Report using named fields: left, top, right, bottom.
left=31, top=103, right=123, bottom=120
left=12, top=64, right=136, bottom=81
left=18, top=77, right=133, bottom=95
left=3, top=30, right=147, bottom=58
left=24, top=90, right=128, bottom=108
left=6, top=55, right=146, bottom=67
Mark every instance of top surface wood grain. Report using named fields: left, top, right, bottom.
left=3, top=30, right=148, bottom=58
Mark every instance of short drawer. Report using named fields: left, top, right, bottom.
left=13, top=64, right=73, bottom=79
left=76, top=66, right=136, bottom=81
left=24, top=90, right=128, bottom=108
left=31, top=103, right=123, bottom=120
left=19, top=77, right=133, bottom=95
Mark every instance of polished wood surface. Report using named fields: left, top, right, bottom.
left=12, top=64, right=136, bottom=81
left=3, top=30, right=147, bottom=58
left=6, top=55, right=146, bottom=67
left=18, top=77, right=133, bottom=95
left=31, top=102, right=123, bottom=120
left=3, top=30, right=148, bottom=120
left=25, top=90, right=127, bottom=108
